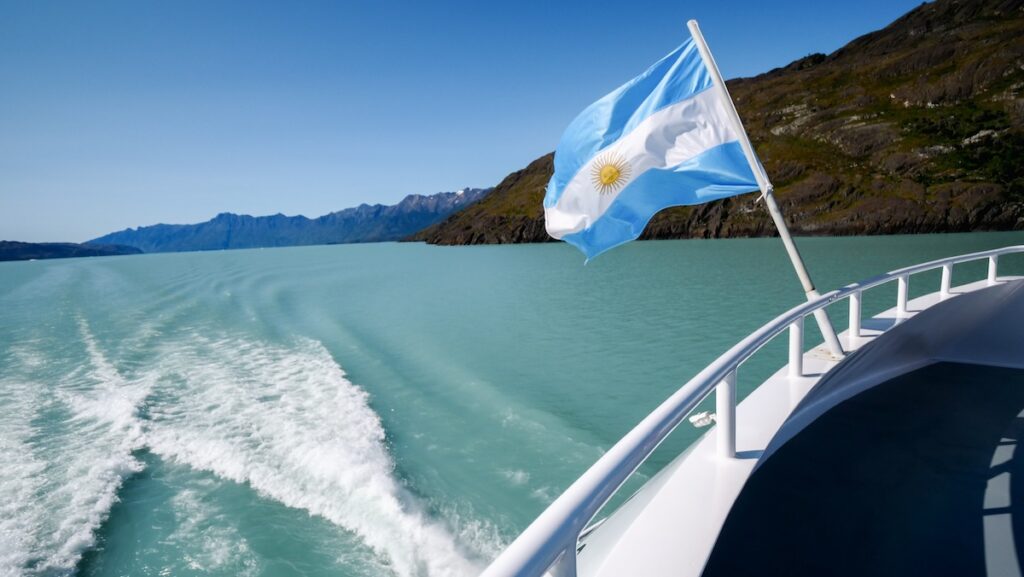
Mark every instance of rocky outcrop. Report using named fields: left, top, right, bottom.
left=409, top=156, right=554, bottom=245
left=413, top=0, right=1024, bottom=246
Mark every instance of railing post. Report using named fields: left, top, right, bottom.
left=897, top=275, right=909, bottom=317
left=788, top=317, right=803, bottom=378
left=940, top=264, right=952, bottom=299
left=848, top=290, right=861, bottom=342
left=716, top=370, right=736, bottom=459
left=989, top=255, right=999, bottom=285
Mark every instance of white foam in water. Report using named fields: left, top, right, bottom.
left=500, top=470, right=530, bottom=486
left=0, top=365, right=49, bottom=575
left=144, top=335, right=485, bottom=577
left=434, top=503, right=506, bottom=563
left=169, top=487, right=260, bottom=576
left=0, top=322, right=150, bottom=577
left=50, top=321, right=149, bottom=571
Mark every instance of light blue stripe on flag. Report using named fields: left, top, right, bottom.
left=546, top=39, right=712, bottom=209
left=544, top=31, right=761, bottom=260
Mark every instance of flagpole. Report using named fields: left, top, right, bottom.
left=687, top=20, right=844, bottom=358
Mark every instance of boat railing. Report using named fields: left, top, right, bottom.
left=480, top=244, right=1024, bottom=577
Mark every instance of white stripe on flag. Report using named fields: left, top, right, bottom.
left=546, top=88, right=742, bottom=238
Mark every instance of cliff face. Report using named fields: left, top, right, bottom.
left=413, top=0, right=1024, bottom=246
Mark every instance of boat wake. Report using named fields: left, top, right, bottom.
left=144, top=334, right=483, bottom=577
left=0, top=320, right=149, bottom=577
left=167, top=483, right=261, bottom=577
left=0, top=322, right=486, bottom=577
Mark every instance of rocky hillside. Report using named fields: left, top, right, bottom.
left=0, top=241, right=142, bottom=262
left=413, top=0, right=1024, bottom=246
left=409, top=155, right=554, bottom=244
left=93, top=189, right=488, bottom=253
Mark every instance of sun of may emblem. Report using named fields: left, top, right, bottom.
left=590, top=153, right=632, bottom=195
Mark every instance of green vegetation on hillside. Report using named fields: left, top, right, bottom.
left=415, top=0, right=1024, bottom=246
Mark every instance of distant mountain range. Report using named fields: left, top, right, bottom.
left=413, top=0, right=1024, bottom=246
left=91, top=189, right=488, bottom=253
left=0, top=241, right=141, bottom=262
left=20, top=0, right=1024, bottom=257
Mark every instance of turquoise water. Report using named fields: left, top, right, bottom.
left=2, top=231, right=1023, bottom=577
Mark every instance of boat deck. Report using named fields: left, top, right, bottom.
left=576, top=277, right=1024, bottom=577
left=703, top=361, right=1024, bottom=577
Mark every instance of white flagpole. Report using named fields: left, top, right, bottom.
left=687, top=20, right=844, bottom=358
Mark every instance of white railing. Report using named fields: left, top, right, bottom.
left=482, top=245, right=1024, bottom=577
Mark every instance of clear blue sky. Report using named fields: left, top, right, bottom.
left=1, top=0, right=925, bottom=242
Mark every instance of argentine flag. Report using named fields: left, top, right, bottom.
left=545, top=24, right=762, bottom=259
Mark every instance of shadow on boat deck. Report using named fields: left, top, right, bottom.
left=703, top=362, right=1024, bottom=577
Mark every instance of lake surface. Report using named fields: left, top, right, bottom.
left=2, top=232, right=1023, bottom=577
